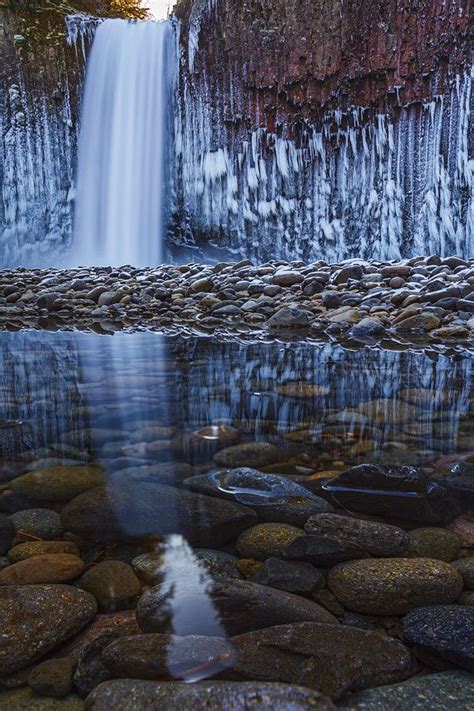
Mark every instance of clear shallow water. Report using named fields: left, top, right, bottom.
left=0, top=331, right=472, bottom=696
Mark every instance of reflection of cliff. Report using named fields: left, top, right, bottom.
left=174, top=0, right=473, bottom=260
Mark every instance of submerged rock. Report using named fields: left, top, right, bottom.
left=78, top=561, right=141, bottom=612
left=9, top=508, right=63, bottom=544
left=406, top=527, right=462, bottom=561
left=136, top=578, right=337, bottom=636
left=0, top=584, right=97, bottom=674
left=84, top=680, right=334, bottom=710
left=10, top=465, right=104, bottom=503
left=184, top=468, right=332, bottom=525
left=0, top=553, right=85, bottom=586
left=328, top=558, right=463, bottom=615
left=236, top=523, right=305, bottom=560
left=322, top=464, right=458, bottom=523
left=0, top=688, right=84, bottom=710
left=340, top=671, right=474, bottom=710
left=60, top=483, right=257, bottom=545
left=213, top=445, right=279, bottom=469
left=403, top=605, right=474, bottom=671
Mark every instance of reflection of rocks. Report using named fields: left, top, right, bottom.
left=84, top=680, right=334, bottom=710
left=184, top=468, right=332, bottom=525
left=0, top=584, right=97, bottom=673
left=403, top=605, right=474, bottom=671
left=323, top=465, right=458, bottom=523
left=328, top=559, right=463, bottom=615
left=61, top=483, right=257, bottom=545
left=136, top=578, right=337, bottom=636
left=340, top=672, right=474, bottom=710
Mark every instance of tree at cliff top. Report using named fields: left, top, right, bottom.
left=7, top=1, right=150, bottom=20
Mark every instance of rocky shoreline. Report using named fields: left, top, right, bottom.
left=0, top=256, right=473, bottom=347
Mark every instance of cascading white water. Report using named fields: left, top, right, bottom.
left=72, top=19, right=175, bottom=266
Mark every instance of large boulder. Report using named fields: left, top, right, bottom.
left=60, top=483, right=257, bottom=545
left=0, top=584, right=97, bottom=673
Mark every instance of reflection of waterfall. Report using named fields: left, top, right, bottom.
left=72, top=19, right=176, bottom=266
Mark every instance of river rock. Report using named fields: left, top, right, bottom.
left=0, top=584, right=97, bottom=673
left=236, top=621, right=410, bottom=698
left=340, top=671, right=474, bottom=710
left=0, top=554, right=85, bottom=585
left=28, top=656, right=75, bottom=698
left=0, top=514, right=14, bottom=555
left=452, top=558, right=474, bottom=589
left=328, top=558, right=463, bottom=614
left=236, top=523, right=305, bottom=560
left=73, top=631, right=121, bottom=697
left=213, top=445, right=279, bottom=469
left=403, top=605, right=474, bottom=671
left=0, top=688, right=84, bottom=710
left=184, top=468, right=332, bottom=526
left=60, top=483, right=256, bottom=545
left=84, top=680, right=334, bottom=710
left=7, top=540, right=80, bottom=563
left=406, top=527, right=462, bottom=561
left=266, top=307, right=311, bottom=330
left=194, top=549, right=242, bottom=580
left=136, top=578, right=337, bottom=636
left=301, top=513, right=408, bottom=559
left=252, top=558, right=323, bottom=593
left=78, top=561, right=141, bottom=612
left=9, top=508, right=63, bottom=544
left=10, top=466, right=104, bottom=503
left=322, top=464, right=458, bottom=522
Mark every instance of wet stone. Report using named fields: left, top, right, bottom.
left=403, top=605, right=474, bottom=671
left=78, top=561, right=141, bottom=612
left=0, top=688, right=84, bottom=710
left=0, top=554, right=85, bottom=585
left=10, top=466, right=104, bottom=503
left=251, top=557, right=323, bottom=593
left=406, top=527, right=462, bottom=561
left=136, top=577, right=337, bottom=636
left=0, top=514, right=14, bottom=555
left=322, top=464, right=458, bottom=523
left=236, top=523, right=305, bottom=560
left=73, top=631, right=121, bottom=698
left=0, top=584, right=97, bottom=674
left=9, top=508, right=63, bottom=545
left=28, top=657, right=75, bottom=699
left=60, top=483, right=257, bottom=546
left=7, top=540, right=81, bottom=563
left=84, top=680, right=334, bottom=711
left=194, top=549, right=242, bottom=580
left=340, top=671, right=474, bottom=710
left=452, top=558, right=474, bottom=589
left=184, top=468, right=332, bottom=525
left=328, top=558, right=463, bottom=615
left=213, top=445, right=279, bottom=469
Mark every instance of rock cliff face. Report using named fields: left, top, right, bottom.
left=0, top=5, right=89, bottom=265
left=173, top=0, right=473, bottom=261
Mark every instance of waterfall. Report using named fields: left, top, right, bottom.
left=72, top=19, right=175, bottom=267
